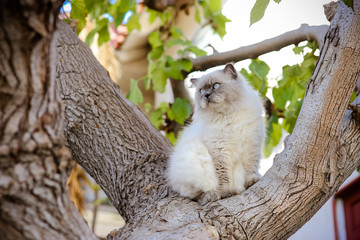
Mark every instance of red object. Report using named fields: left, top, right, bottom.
left=334, top=176, right=360, bottom=240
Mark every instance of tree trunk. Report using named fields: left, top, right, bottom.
left=54, top=1, right=360, bottom=239
left=0, top=1, right=97, bottom=239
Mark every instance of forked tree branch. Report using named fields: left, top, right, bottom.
left=55, top=1, right=360, bottom=239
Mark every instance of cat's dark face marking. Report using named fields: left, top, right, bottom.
left=198, top=80, right=221, bottom=103
left=192, top=63, right=243, bottom=111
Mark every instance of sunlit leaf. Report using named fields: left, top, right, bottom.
left=147, top=8, right=159, bottom=24
left=167, top=98, right=192, bottom=125
left=85, top=29, right=97, bottom=46
left=126, top=13, right=141, bottom=32
left=249, top=59, right=270, bottom=81
left=166, top=132, right=177, bottom=145
left=70, top=0, right=88, bottom=33
left=167, top=58, right=193, bottom=80
left=148, top=46, right=164, bottom=60
left=206, top=0, right=222, bottom=12
left=250, top=0, right=270, bottom=26
left=185, top=46, right=207, bottom=57
left=151, top=62, right=167, bottom=93
left=97, top=19, right=110, bottom=46
left=126, top=78, right=143, bottom=105
left=150, top=109, right=163, bottom=129
left=195, top=6, right=201, bottom=24
left=148, top=31, right=163, bottom=48
left=159, top=102, right=170, bottom=113
left=264, top=120, right=282, bottom=157
left=170, top=26, right=184, bottom=39
left=212, top=12, right=231, bottom=39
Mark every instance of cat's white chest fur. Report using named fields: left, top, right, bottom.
left=168, top=63, right=265, bottom=204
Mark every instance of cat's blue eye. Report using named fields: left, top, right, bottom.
left=200, top=89, right=205, bottom=94
left=213, top=83, right=220, bottom=89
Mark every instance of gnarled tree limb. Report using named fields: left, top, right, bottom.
left=56, top=1, right=360, bottom=239
left=56, top=21, right=174, bottom=222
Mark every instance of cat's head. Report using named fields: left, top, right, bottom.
left=191, top=63, right=244, bottom=112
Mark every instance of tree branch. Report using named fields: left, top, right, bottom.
left=56, top=21, right=174, bottom=222
left=191, top=24, right=328, bottom=72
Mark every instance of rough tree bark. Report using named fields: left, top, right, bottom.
left=56, top=21, right=173, bottom=221
left=54, top=1, right=360, bottom=239
left=0, top=1, right=97, bottom=239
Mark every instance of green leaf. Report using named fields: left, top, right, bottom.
left=150, top=109, right=163, bottom=129
left=240, top=68, right=250, bottom=79
left=147, top=8, right=159, bottom=24
left=249, top=59, right=270, bottom=81
left=170, top=26, right=184, bottom=39
left=111, top=0, right=136, bottom=27
left=151, top=62, right=167, bottom=93
left=166, top=132, right=177, bottom=146
left=250, top=0, right=270, bottom=26
left=166, top=58, right=193, bottom=80
left=177, top=59, right=193, bottom=72
left=148, top=31, right=163, bottom=48
left=273, top=86, right=292, bottom=111
left=245, top=59, right=269, bottom=96
left=84, top=0, right=95, bottom=12
left=160, top=10, right=172, bottom=24
left=144, top=103, right=153, bottom=114
left=342, top=0, right=354, bottom=10
left=301, top=57, right=315, bottom=68
left=206, top=0, right=222, bottom=12
left=85, top=29, right=97, bottom=46
left=168, top=39, right=191, bottom=47
left=293, top=45, right=306, bottom=55
left=184, top=46, right=207, bottom=57
left=167, top=98, right=192, bottom=125
left=70, top=0, right=88, bottom=33
left=350, top=91, right=357, bottom=103
left=126, top=13, right=141, bottom=32
left=126, top=79, right=143, bottom=105
left=273, top=0, right=281, bottom=3
left=195, top=6, right=201, bottom=24
left=143, top=76, right=151, bottom=90
left=148, top=46, right=164, bottom=60
left=97, top=21, right=110, bottom=46
left=264, top=121, right=282, bottom=157
left=159, top=102, right=170, bottom=113
left=212, top=12, right=231, bottom=39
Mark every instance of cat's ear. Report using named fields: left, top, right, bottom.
left=223, top=63, right=238, bottom=79
left=190, top=78, right=198, bottom=86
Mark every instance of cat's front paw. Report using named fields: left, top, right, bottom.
left=219, top=189, right=233, bottom=198
left=245, top=173, right=261, bottom=189
left=198, top=190, right=221, bottom=205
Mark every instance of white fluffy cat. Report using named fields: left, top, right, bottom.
left=168, top=63, right=265, bottom=205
